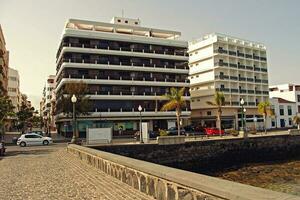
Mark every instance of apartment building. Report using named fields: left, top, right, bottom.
left=55, top=17, right=190, bottom=136
left=7, top=68, right=20, bottom=112
left=0, top=25, right=9, bottom=96
left=269, top=84, right=300, bottom=113
left=41, top=75, right=56, bottom=131
left=188, top=33, right=269, bottom=130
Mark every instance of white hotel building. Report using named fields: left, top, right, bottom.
left=188, top=33, right=269, bottom=130
left=55, top=17, right=190, bottom=137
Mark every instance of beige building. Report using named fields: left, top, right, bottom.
left=0, top=25, right=9, bottom=96
left=8, top=68, right=21, bottom=112
left=188, top=33, right=269, bottom=130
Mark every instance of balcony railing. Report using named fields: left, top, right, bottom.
left=260, top=57, right=267, bottom=61
left=261, top=68, right=268, bottom=72
left=255, top=90, right=262, bottom=94
left=238, top=64, right=246, bottom=69
left=246, top=66, right=254, bottom=70
left=248, top=102, right=256, bottom=106
left=216, top=88, right=230, bottom=92
left=239, top=89, right=247, bottom=94
left=231, top=89, right=239, bottom=93
left=237, top=52, right=245, bottom=57
left=62, top=42, right=188, bottom=57
left=255, top=79, right=262, bottom=83
left=245, top=54, right=253, bottom=59
left=228, top=51, right=237, bottom=56
left=229, top=63, right=237, bottom=68
left=214, top=49, right=228, bottom=54
left=239, top=77, right=246, bottom=81
left=254, top=67, right=261, bottom=72
left=253, top=55, right=260, bottom=60
left=263, top=91, right=269, bottom=95
left=247, top=78, right=254, bottom=82
left=215, top=62, right=229, bottom=67
left=232, top=101, right=240, bottom=106
left=262, top=79, right=268, bottom=84
left=230, top=76, right=238, bottom=81
left=247, top=90, right=255, bottom=94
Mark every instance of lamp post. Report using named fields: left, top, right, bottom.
left=138, top=105, right=143, bottom=143
left=243, top=108, right=247, bottom=138
left=71, top=94, right=77, bottom=144
left=240, top=98, right=245, bottom=136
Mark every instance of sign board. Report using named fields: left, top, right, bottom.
left=86, top=128, right=112, bottom=145
left=142, top=122, right=149, bottom=143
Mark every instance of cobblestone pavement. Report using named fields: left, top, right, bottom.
left=0, top=144, right=154, bottom=200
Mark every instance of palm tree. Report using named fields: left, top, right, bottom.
left=257, top=101, right=272, bottom=134
left=293, top=115, right=300, bottom=130
left=206, top=92, right=225, bottom=136
left=161, top=87, right=186, bottom=136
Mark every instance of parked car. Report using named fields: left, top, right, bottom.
left=204, top=128, right=225, bottom=136
left=17, top=133, right=53, bottom=147
left=183, top=125, right=195, bottom=133
left=149, top=131, right=159, bottom=139
left=167, top=127, right=185, bottom=136
left=0, top=142, right=5, bottom=156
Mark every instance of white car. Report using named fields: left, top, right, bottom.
left=17, top=133, right=53, bottom=147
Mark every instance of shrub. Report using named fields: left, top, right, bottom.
left=227, top=129, right=239, bottom=136
left=159, top=129, right=169, bottom=136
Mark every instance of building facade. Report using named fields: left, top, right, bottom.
left=269, top=97, right=296, bottom=129
left=41, top=75, right=56, bottom=132
left=269, top=84, right=300, bottom=113
left=7, top=67, right=20, bottom=112
left=188, top=33, right=269, bottom=130
left=55, top=17, right=190, bottom=136
left=0, top=25, right=9, bottom=96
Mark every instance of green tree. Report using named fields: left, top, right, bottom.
left=161, top=87, right=186, bottom=136
left=293, top=115, right=300, bottom=130
left=0, top=96, right=15, bottom=139
left=257, top=101, right=272, bottom=134
left=16, top=95, right=35, bottom=133
left=206, top=92, right=225, bottom=136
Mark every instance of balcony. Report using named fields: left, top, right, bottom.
left=245, top=54, right=253, bottom=59
left=255, top=79, right=262, bottom=83
left=254, top=67, right=261, bottom=72
left=261, top=68, right=268, bottom=72
left=232, top=101, right=240, bottom=106
left=231, top=89, right=239, bottom=93
left=238, top=64, right=246, bottom=69
left=237, top=52, right=245, bottom=57
left=230, top=76, right=238, bottom=81
left=247, top=78, right=254, bottom=82
left=228, top=51, right=237, bottom=56
left=215, top=75, right=229, bottom=80
left=214, top=49, right=228, bottom=54
left=253, top=55, right=260, bottom=60
left=260, top=57, right=267, bottom=61
left=215, top=62, right=229, bottom=67
left=246, top=66, right=254, bottom=70
left=239, top=89, right=247, bottom=94
left=247, top=90, right=255, bottom=94
left=255, top=90, right=262, bottom=94
left=62, top=42, right=188, bottom=57
left=229, top=63, right=237, bottom=68
left=263, top=91, right=269, bottom=95
left=248, top=102, right=256, bottom=106
left=262, top=79, right=268, bottom=84
left=239, top=77, right=246, bottom=81
left=216, top=88, right=230, bottom=92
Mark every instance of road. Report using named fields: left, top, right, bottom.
left=0, top=143, right=153, bottom=200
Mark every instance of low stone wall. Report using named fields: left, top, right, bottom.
left=157, top=136, right=185, bottom=145
left=67, top=144, right=299, bottom=200
left=96, top=134, right=300, bottom=173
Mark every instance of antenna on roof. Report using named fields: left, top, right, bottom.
left=122, top=9, right=124, bottom=17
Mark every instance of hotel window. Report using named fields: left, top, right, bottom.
left=125, top=20, right=128, bottom=23
left=279, top=105, right=284, bottom=115
left=287, top=106, right=292, bottom=116
left=271, top=120, right=275, bottom=127
left=298, top=95, right=300, bottom=102
left=207, top=111, right=211, bottom=116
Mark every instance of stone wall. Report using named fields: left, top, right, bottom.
left=95, top=135, right=300, bottom=174
left=68, top=144, right=299, bottom=200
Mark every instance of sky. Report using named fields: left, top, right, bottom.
left=1, top=0, right=300, bottom=109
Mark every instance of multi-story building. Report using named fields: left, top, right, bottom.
left=188, top=33, right=269, bottom=130
left=7, top=67, right=20, bottom=112
left=41, top=75, right=56, bottom=132
left=55, top=17, right=190, bottom=136
left=269, top=84, right=300, bottom=113
left=0, top=25, right=9, bottom=96
left=269, top=97, right=296, bottom=129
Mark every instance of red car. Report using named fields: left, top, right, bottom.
left=204, top=128, right=225, bottom=135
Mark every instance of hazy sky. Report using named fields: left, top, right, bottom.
left=1, top=0, right=300, bottom=109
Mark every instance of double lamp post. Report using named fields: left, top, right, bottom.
left=71, top=94, right=77, bottom=144
left=240, top=98, right=247, bottom=138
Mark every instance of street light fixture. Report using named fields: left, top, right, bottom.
left=71, top=94, right=77, bottom=144
left=138, top=105, right=143, bottom=143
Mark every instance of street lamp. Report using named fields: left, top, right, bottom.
left=138, top=105, right=143, bottom=143
left=240, top=98, right=245, bottom=132
left=71, top=94, right=77, bottom=144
